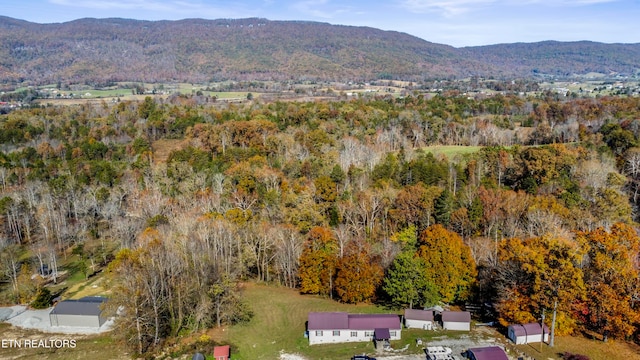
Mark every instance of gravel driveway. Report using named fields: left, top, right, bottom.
left=1, top=305, right=113, bottom=334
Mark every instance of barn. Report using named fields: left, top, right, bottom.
left=507, top=323, right=549, bottom=344
left=441, top=311, right=471, bottom=331
left=49, top=296, right=108, bottom=328
left=404, top=308, right=434, bottom=330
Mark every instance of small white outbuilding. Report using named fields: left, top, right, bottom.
left=404, top=308, right=434, bottom=330
left=507, top=322, right=549, bottom=344
left=441, top=311, right=471, bottom=331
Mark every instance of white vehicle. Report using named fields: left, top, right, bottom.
left=425, top=346, right=456, bottom=360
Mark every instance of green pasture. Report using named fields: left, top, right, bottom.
left=217, top=284, right=451, bottom=360
left=423, top=145, right=484, bottom=158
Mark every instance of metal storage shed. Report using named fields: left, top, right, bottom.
left=441, top=311, right=471, bottom=331
left=49, top=296, right=108, bottom=328
left=404, top=308, right=434, bottom=330
left=507, top=322, right=550, bottom=344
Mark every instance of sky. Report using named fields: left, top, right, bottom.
left=2, top=0, right=639, bottom=47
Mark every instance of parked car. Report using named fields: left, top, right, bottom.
left=351, top=355, right=376, bottom=360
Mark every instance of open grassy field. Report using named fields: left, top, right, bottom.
left=217, top=283, right=389, bottom=360
left=152, top=138, right=187, bottom=163
left=202, top=283, right=640, bottom=360
left=513, top=333, right=640, bottom=360
left=65, top=274, right=109, bottom=300
left=203, top=283, right=495, bottom=360
left=423, top=145, right=484, bottom=158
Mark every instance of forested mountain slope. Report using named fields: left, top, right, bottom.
left=462, top=41, right=640, bottom=77
left=1, top=16, right=639, bottom=84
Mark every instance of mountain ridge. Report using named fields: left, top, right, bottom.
left=1, top=16, right=638, bottom=84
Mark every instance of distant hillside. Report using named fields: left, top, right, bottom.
left=463, top=41, right=640, bottom=77
left=0, top=16, right=638, bottom=84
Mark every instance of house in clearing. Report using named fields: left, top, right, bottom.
left=441, top=311, right=471, bottom=331
left=49, top=296, right=108, bottom=328
left=404, top=308, right=434, bottom=330
left=466, top=346, right=509, bottom=360
left=507, top=323, right=549, bottom=344
left=307, top=312, right=401, bottom=345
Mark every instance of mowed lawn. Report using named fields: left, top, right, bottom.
left=513, top=334, right=640, bottom=360
left=213, top=283, right=640, bottom=360
left=219, top=283, right=397, bottom=360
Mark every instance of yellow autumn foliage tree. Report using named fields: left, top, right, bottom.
left=417, top=224, right=476, bottom=303
left=496, top=236, right=585, bottom=335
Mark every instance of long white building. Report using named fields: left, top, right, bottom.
left=307, top=312, right=401, bottom=345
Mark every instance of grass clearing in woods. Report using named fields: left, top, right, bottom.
left=219, top=283, right=390, bottom=360
left=423, top=145, right=484, bottom=159
left=206, top=283, right=640, bottom=360
left=206, top=283, right=474, bottom=360
left=152, top=138, right=187, bottom=163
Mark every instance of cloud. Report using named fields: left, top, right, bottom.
left=48, top=0, right=246, bottom=18
left=49, top=0, right=174, bottom=11
left=291, top=0, right=357, bottom=19
left=398, top=0, right=619, bottom=16
left=524, top=0, right=617, bottom=4
left=398, top=0, right=496, bottom=16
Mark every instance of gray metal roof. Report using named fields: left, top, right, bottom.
left=50, top=297, right=107, bottom=316
left=404, top=308, right=434, bottom=321
left=441, top=311, right=471, bottom=323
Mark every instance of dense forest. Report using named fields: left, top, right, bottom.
left=1, top=16, right=640, bottom=85
left=1, top=91, right=640, bottom=355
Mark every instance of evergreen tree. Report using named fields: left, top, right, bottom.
left=434, top=188, right=453, bottom=226
left=383, top=251, right=439, bottom=309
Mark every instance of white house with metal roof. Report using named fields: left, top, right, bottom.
left=307, top=312, right=401, bottom=345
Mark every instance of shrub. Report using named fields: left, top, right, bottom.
left=31, top=287, right=53, bottom=309
left=563, top=352, right=590, bottom=360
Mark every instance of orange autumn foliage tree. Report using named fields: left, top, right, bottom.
left=298, top=226, right=338, bottom=296
left=496, top=236, right=585, bottom=335
left=334, top=241, right=383, bottom=304
left=417, top=224, right=476, bottom=303
left=577, top=223, right=640, bottom=339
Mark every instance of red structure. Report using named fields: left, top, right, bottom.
left=213, top=345, right=230, bottom=360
